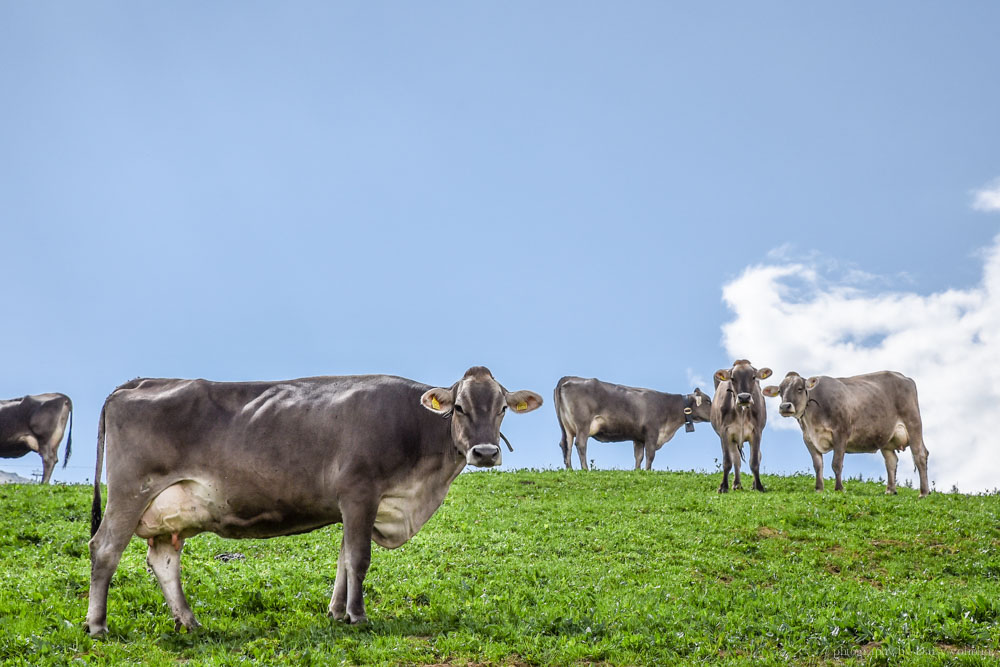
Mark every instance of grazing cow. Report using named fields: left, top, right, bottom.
left=553, top=376, right=711, bottom=470
left=762, top=371, right=930, bottom=496
left=85, top=367, right=542, bottom=636
left=0, top=393, right=73, bottom=484
left=710, top=360, right=771, bottom=493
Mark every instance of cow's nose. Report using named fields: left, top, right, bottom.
left=468, top=444, right=500, bottom=467
left=779, top=402, right=794, bottom=415
left=737, top=392, right=752, bottom=405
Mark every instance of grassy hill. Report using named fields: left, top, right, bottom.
left=1, top=471, right=998, bottom=665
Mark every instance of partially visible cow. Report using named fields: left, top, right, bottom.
left=0, top=393, right=73, bottom=484
left=762, top=371, right=930, bottom=496
left=710, top=360, right=771, bottom=493
left=85, top=367, right=542, bottom=636
left=553, top=376, right=711, bottom=470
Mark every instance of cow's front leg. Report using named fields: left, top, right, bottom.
left=643, top=438, right=657, bottom=471
left=749, top=435, right=765, bottom=492
left=881, top=448, right=899, bottom=495
left=337, top=497, right=377, bottom=624
left=731, top=442, right=743, bottom=490
left=832, top=445, right=846, bottom=492
left=632, top=441, right=643, bottom=470
left=147, top=536, right=199, bottom=632
left=718, top=442, right=732, bottom=493
left=328, top=539, right=348, bottom=621
left=806, top=442, right=825, bottom=491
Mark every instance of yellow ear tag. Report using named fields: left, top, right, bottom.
left=431, top=397, right=441, bottom=410
left=516, top=401, right=528, bottom=412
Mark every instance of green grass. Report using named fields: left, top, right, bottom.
left=1, top=471, right=998, bottom=665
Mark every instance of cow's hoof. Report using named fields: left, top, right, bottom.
left=733, top=484, right=742, bottom=491
left=919, top=491, right=930, bottom=498
left=328, top=605, right=347, bottom=621
left=347, top=613, right=368, bottom=626
left=174, top=617, right=201, bottom=633
left=718, top=486, right=728, bottom=494
left=84, top=621, right=108, bottom=638
left=885, top=489, right=897, bottom=495
left=755, top=485, right=767, bottom=493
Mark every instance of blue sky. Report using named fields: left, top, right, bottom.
left=2, top=3, right=999, bottom=490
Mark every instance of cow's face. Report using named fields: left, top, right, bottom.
left=714, top=360, right=772, bottom=408
left=685, top=387, right=712, bottom=422
left=762, top=372, right=814, bottom=418
left=420, top=367, right=542, bottom=467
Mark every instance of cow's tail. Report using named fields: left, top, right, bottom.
left=90, top=401, right=107, bottom=538
left=61, top=397, right=73, bottom=468
left=553, top=380, right=570, bottom=459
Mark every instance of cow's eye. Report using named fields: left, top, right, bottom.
left=454, top=404, right=466, bottom=415
left=499, top=405, right=507, bottom=415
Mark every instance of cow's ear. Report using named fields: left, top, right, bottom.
left=420, top=388, right=454, bottom=414
left=691, top=389, right=704, bottom=407
left=714, top=369, right=730, bottom=383
left=806, top=377, right=820, bottom=390
left=757, top=368, right=773, bottom=380
left=762, top=385, right=780, bottom=398
left=506, top=390, right=543, bottom=414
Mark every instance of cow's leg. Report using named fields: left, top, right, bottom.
left=731, top=443, right=743, bottom=490
left=86, top=497, right=147, bottom=636
left=643, top=438, right=657, bottom=471
left=560, top=427, right=573, bottom=470
left=807, top=443, right=825, bottom=492
left=832, top=444, right=846, bottom=492
left=909, top=431, right=930, bottom=497
left=146, top=536, right=199, bottom=632
left=632, top=441, right=643, bottom=470
left=39, top=447, right=58, bottom=484
left=749, top=433, right=765, bottom=492
left=881, top=448, right=899, bottom=495
left=575, top=432, right=590, bottom=471
left=328, top=538, right=348, bottom=620
left=338, top=497, right=377, bottom=624
left=718, top=442, right=731, bottom=493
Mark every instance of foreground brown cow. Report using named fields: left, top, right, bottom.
left=0, top=393, right=72, bottom=484
left=554, top=376, right=711, bottom=470
left=763, top=371, right=930, bottom=496
left=85, top=367, right=542, bottom=636
left=710, top=360, right=771, bottom=493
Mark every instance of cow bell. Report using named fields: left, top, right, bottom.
left=685, top=421, right=695, bottom=433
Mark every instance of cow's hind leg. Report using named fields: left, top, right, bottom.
left=632, top=441, right=643, bottom=470
left=147, top=536, right=199, bottom=632
left=328, top=538, right=348, bottom=621
left=909, top=431, right=930, bottom=497
left=560, top=427, right=575, bottom=469
left=39, top=447, right=58, bottom=484
left=643, top=437, right=657, bottom=471
left=881, top=448, right=899, bottom=495
left=832, top=442, right=846, bottom=491
left=86, top=500, right=146, bottom=636
left=575, top=432, right=590, bottom=471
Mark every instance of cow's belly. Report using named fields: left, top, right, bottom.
left=136, top=480, right=334, bottom=540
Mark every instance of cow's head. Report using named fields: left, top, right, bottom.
left=684, top=387, right=712, bottom=422
left=420, top=366, right=542, bottom=467
left=714, top=360, right=772, bottom=408
left=762, top=372, right=818, bottom=418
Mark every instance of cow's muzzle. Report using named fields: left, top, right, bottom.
left=468, top=444, right=501, bottom=467
left=779, top=402, right=795, bottom=417
left=737, top=392, right=752, bottom=406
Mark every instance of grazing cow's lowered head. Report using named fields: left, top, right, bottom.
left=421, top=366, right=543, bottom=467
left=714, top=360, right=772, bottom=409
left=762, top=372, right=816, bottom=418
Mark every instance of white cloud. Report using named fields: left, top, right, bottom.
left=720, top=234, right=1000, bottom=493
left=972, top=177, right=1000, bottom=212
